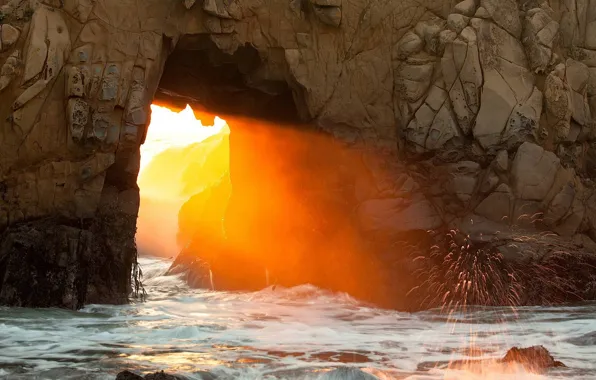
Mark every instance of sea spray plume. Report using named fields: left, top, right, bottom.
left=408, top=229, right=521, bottom=311
left=407, top=228, right=596, bottom=310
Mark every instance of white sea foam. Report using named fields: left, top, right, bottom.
left=0, top=256, right=595, bottom=379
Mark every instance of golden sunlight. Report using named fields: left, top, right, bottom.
left=136, top=104, right=230, bottom=258
left=139, top=104, right=227, bottom=176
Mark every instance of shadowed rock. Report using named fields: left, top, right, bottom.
left=116, top=370, right=215, bottom=380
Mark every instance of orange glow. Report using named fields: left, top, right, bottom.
left=445, top=359, right=549, bottom=379
left=136, top=104, right=230, bottom=258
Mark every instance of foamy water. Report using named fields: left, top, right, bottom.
left=0, top=257, right=594, bottom=379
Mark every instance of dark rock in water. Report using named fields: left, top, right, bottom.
left=116, top=371, right=144, bottom=380
left=501, top=345, right=566, bottom=370
left=448, top=345, right=564, bottom=373
left=0, top=191, right=138, bottom=309
left=0, top=215, right=136, bottom=309
left=116, top=370, right=215, bottom=380
left=145, top=370, right=189, bottom=380
left=320, top=367, right=379, bottom=379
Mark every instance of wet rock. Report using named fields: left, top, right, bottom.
left=501, top=346, right=565, bottom=371
left=116, top=370, right=214, bottom=380
left=0, top=222, right=92, bottom=309
left=449, top=346, right=564, bottom=373
left=116, top=371, right=144, bottom=380
left=320, top=367, right=379, bottom=380
left=145, top=371, right=190, bottom=380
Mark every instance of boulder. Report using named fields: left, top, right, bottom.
left=511, top=142, right=560, bottom=201
left=501, top=346, right=565, bottom=371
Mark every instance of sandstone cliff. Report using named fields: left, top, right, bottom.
left=0, top=0, right=595, bottom=308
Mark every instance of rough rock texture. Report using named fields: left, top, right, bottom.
left=0, top=0, right=595, bottom=308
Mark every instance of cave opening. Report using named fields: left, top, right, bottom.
left=135, top=37, right=308, bottom=265
left=135, top=37, right=404, bottom=308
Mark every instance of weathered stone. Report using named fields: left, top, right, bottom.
left=476, top=183, right=512, bottom=222
left=1, top=24, right=20, bottom=50
left=357, top=197, right=442, bottom=236
left=566, top=59, right=591, bottom=126
left=447, top=13, right=469, bottom=34
left=454, top=0, right=476, bottom=17
left=100, top=64, right=120, bottom=101
left=473, top=69, right=517, bottom=148
left=480, top=0, right=522, bottom=38
left=522, top=8, right=558, bottom=73
left=203, top=0, right=232, bottom=19
left=544, top=65, right=572, bottom=141
left=544, top=183, right=575, bottom=226
left=396, top=31, right=423, bottom=59
left=67, top=98, right=89, bottom=141
left=66, top=66, right=85, bottom=97
left=554, top=195, right=585, bottom=237
left=493, top=150, right=508, bottom=172
left=125, top=81, right=147, bottom=125
left=0, top=50, right=19, bottom=93
left=90, top=113, right=110, bottom=141
left=0, top=0, right=594, bottom=312
left=502, top=87, right=543, bottom=147
left=511, top=142, right=560, bottom=201
left=183, top=0, right=196, bottom=9
left=312, top=6, right=342, bottom=27
left=479, top=170, right=499, bottom=193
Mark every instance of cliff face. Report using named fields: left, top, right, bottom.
left=0, top=0, right=595, bottom=308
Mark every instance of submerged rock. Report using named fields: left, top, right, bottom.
left=116, top=370, right=215, bottom=380
left=116, top=372, right=145, bottom=380
left=320, top=367, right=379, bottom=380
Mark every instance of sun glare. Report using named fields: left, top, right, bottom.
left=139, top=104, right=227, bottom=174
left=135, top=103, right=230, bottom=258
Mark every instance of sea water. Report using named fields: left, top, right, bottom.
left=0, top=256, right=595, bottom=379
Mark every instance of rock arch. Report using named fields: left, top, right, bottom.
left=0, top=0, right=595, bottom=308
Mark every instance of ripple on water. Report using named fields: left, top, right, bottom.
left=0, top=257, right=595, bottom=379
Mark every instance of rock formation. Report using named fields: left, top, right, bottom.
left=449, top=345, right=565, bottom=374
left=0, top=0, right=594, bottom=308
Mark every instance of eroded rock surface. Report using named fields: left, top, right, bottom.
left=0, top=0, right=594, bottom=309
